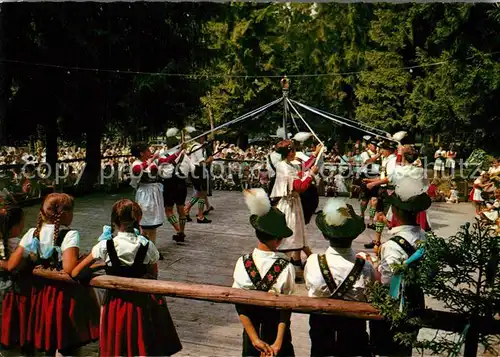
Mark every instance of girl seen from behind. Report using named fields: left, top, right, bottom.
left=72, top=199, right=182, bottom=357
left=7, top=193, right=100, bottom=356
left=0, top=205, right=32, bottom=352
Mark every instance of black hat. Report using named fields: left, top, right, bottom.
left=245, top=189, right=293, bottom=239
left=315, top=199, right=365, bottom=239
left=378, top=140, right=396, bottom=150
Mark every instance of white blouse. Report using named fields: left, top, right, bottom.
left=91, top=231, right=159, bottom=266
left=20, top=224, right=80, bottom=260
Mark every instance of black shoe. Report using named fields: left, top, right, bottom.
left=159, top=252, right=165, bottom=260
left=186, top=215, right=192, bottom=222
left=203, top=206, right=214, bottom=215
left=364, top=242, right=376, bottom=249
left=197, top=217, right=212, bottom=224
left=173, top=232, right=185, bottom=243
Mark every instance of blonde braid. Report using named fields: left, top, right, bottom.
left=33, top=210, right=44, bottom=239
left=52, top=212, right=62, bottom=246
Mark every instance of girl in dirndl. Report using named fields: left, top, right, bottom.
left=270, top=140, right=321, bottom=279
left=0, top=205, right=32, bottom=352
left=7, top=193, right=100, bottom=355
left=470, top=172, right=494, bottom=215
left=130, top=142, right=166, bottom=250
left=72, top=199, right=182, bottom=357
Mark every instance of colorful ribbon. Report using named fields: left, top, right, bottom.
left=389, top=247, right=424, bottom=309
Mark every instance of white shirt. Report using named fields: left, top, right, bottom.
left=189, top=144, right=206, bottom=166
left=305, top=247, right=376, bottom=302
left=91, top=231, right=159, bottom=266
left=232, top=248, right=295, bottom=295
left=20, top=224, right=80, bottom=260
left=382, top=154, right=397, bottom=179
left=378, top=225, right=427, bottom=285
left=360, top=151, right=374, bottom=165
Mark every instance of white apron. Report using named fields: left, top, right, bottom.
left=130, top=160, right=165, bottom=227
left=271, top=160, right=307, bottom=251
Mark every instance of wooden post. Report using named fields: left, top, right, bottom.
left=207, top=91, right=215, bottom=141
left=463, top=320, right=478, bottom=357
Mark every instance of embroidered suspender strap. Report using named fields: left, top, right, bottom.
left=259, top=258, right=289, bottom=292
left=390, top=236, right=416, bottom=257
left=242, top=254, right=263, bottom=289
left=318, top=254, right=337, bottom=294
left=106, top=239, right=121, bottom=268
left=175, top=153, right=185, bottom=177
left=242, top=254, right=289, bottom=292
left=330, top=258, right=366, bottom=299
left=133, top=242, right=150, bottom=267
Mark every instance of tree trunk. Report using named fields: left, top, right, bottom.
left=45, top=116, right=58, bottom=178
left=80, top=120, right=102, bottom=194
left=0, top=4, right=6, bottom=146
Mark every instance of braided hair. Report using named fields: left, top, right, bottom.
left=111, top=199, right=143, bottom=234
left=34, top=193, right=75, bottom=246
left=0, top=206, right=24, bottom=260
left=275, top=140, right=295, bottom=160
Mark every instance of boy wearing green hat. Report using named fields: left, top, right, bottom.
left=304, top=198, right=378, bottom=357
left=370, top=174, right=431, bottom=356
left=232, top=188, right=296, bottom=357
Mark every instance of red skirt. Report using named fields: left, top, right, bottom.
left=27, top=277, right=100, bottom=353
left=416, top=211, right=431, bottom=232
left=100, top=290, right=182, bottom=357
left=1, top=275, right=34, bottom=348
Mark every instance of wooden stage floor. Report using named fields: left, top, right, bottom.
left=17, top=190, right=476, bottom=356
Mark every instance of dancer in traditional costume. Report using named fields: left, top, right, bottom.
left=0, top=205, right=32, bottom=352
left=271, top=139, right=321, bottom=280
left=8, top=193, right=100, bottom=355
left=130, top=142, right=170, bottom=251
left=72, top=199, right=182, bottom=357
left=233, top=188, right=295, bottom=357
left=185, top=135, right=213, bottom=223
left=470, top=171, right=493, bottom=215
left=359, top=136, right=382, bottom=225
left=305, top=199, right=378, bottom=357
left=162, top=128, right=193, bottom=243
left=370, top=173, right=431, bottom=356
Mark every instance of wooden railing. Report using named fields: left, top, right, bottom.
left=31, top=268, right=500, bottom=355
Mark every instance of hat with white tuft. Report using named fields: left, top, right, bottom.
left=244, top=188, right=292, bottom=240
left=315, top=198, right=365, bottom=240
left=388, top=174, right=431, bottom=212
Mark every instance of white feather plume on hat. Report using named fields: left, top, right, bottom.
left=293, top=132, right=312, bottom=142
left=244, top=188, right=271, bottom=217
left=394, top=175, right=425, bottom=202
left=166, top=128, right=179, bottom=137
left=391, top=131, right=407, bottom=142
left=323, top=198, right=350, bottom=226
left=185, top=126, right=196, bottom=133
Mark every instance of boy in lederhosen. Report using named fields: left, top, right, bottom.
left=305, top=198, right=378, bottom=357
left=370, top=173, right=431, bottom=356
left=232, top=188, right=296, bottom=357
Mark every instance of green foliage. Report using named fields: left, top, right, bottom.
left=369, top=222, right=500, bottom=355
left=3, top=3, right=500, bottom=153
